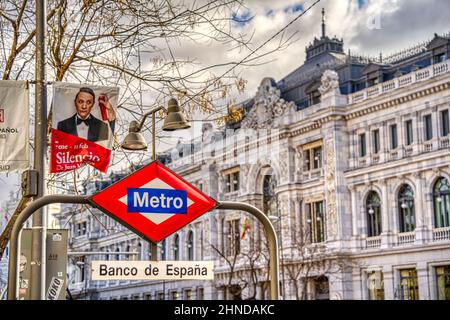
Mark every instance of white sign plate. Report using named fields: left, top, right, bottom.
left=91, top=261, right=214, bottom=280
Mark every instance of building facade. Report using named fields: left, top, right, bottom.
left=60, top=21, right=450, bottom=300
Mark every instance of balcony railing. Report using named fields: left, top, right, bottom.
left=439, top=136, right=450, bottom=149
left=302, top=168, right=323, bottom=181
left=433, top=227, right=450, bottom=242
left=397, top=232, right=415, bottom=245
left=366, top=236, right=381, bottom=248
left=348, top=60, right=450, bottom=105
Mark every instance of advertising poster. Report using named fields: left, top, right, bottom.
left=0, top=80, right=29, bottom=172
left=50, top=83, right=119, bottom=173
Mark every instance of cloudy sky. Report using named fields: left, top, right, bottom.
left=177, top=0, right=450, bottom=98
left=1, top=0, right=450, bottom=203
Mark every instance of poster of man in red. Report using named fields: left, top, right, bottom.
left=50, top=83, right=119, bottom=173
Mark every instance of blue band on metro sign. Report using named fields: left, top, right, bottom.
left=127, top=188, right=187, bottom=214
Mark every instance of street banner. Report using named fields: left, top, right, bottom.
left=0, top=80, right=29, bottom=172
left=50, top=83, right=119, bottom=173
left=91, top=260, right=214, bottom=281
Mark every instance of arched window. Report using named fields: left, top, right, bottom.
left=366, top=191, right=382, bottom=237
left=160, top=239, right=167, bottom=261
left=187, top=231, right=194, bottom=261
left=263, top=170, right=277, bottom=216
left=434, top=177, right=450, bottom=228
left=174, top=234, right=180, bottom=260
left=398, top=184, right=415, bottom=232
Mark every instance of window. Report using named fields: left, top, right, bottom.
left=184, top=289, right=193, bottom=300
left=441, top=110, right=449, bottom=136
left=170, top=291, right=179, bottom=300
left=390, top=124, right=398, bottom=149
left=224, top=167, right=240, bottom=193
left=424, top=114, right=433, bottom=141
left=405, top=120, right=414, bottom=146
left=366, top=191, right=382, bottom=237
left=173, top=234, right=180, bottom=260
left=76, top=222, right=87, bottom=236
left=434, top=53, right=447, bottom=64
left=433, top=177, right=450, bottom=228
left=263, top=172, right=277, bottom=216
left=399, top=269, right=419, bottom=300
left=157, top=292, right=165, bottom=300
left=187, top=231, right=194, bottom=261
left=224, top=219, right=240, bottom=257
left=305, top=201, right=326, bottom=243
left=359, top=133, right=366, bottom=157
left=372, top=129, right=380, bottom=154
left=308, top=90, right=321, bottom=106
left=144, top=293, right=152, bottom=300
left=398, top=184, right=416, bottom=233
left=436, top=266, right=450, bottom=300
left=303, top=142, right=323, bottom=171
left=197, top=287, right=204, bottom=300
left=367, top=271, right=384, bottom=300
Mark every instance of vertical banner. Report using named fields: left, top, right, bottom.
left=50, top=83, right=119, bottom=173
left=0, top=80, right=29, bottom=172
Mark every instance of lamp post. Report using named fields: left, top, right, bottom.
left=121, top=98, right=190, bottom=260
left=268, top=213, right=286, bottom=300
left=121, top=98, right=190, bottom=161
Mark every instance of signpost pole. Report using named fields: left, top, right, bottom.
left=217, top=201, right=280, bottom=300
left=30, top=0, right=48, bottom=300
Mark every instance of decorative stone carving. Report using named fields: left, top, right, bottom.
left=241, top=78, right=295, bottom=129
left=278, top=151, right=289, bottom=183
left=318, top=69, right=346, bottom=108
left=240, top=164, right=251, bottom=193
left=325, top=138, right=338, bottom=238
left=318, top=70, right=340, bottom=96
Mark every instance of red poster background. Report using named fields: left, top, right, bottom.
left=50, top=129, right=111, bottom=173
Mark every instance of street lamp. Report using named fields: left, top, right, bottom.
left=268, top=213, right=286, bottom=300
left=121, top=98, right=190, bottom=160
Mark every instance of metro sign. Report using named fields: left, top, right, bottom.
left=89, top=161, right=217, bottom=243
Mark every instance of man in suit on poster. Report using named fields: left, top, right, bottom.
left=57, top=87, right=116, bottom=142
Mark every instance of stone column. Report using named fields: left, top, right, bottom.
left=417, top=262, right=430, bottom=300
left=383, top=265, right=394, bottom=300
left=380, top=179, right=392, bottom=248
left=413, top=171, right=428, bottom=243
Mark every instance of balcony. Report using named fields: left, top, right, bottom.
left=348, top=60, right=450, bottom=105
left=433, top=227, right=450, bottom=242
left=366, top=236, right=381, bottom=248
left=439, top=136, right=450, bottom=149
left=397, top=232, right=416, bottom=245
left=302, top=168, right=323, bottom=181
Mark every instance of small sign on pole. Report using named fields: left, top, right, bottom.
left=91, top=261, right=214, bottom=281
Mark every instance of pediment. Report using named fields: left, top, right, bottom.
left=427, top=35, right=450, bottom=50
left=362, top=63, right=383, bottom=75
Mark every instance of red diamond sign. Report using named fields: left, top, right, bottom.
left=89, top=161, right=217, bottom=243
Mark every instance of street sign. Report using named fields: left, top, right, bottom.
left=91, top=261, right=214, bottom=280
left=89, top=161, right=217, bottom=243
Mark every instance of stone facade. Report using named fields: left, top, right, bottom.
left=60, top=29, right=450, bottom=300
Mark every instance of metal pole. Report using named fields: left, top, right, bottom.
left=8, top=195, right=89, bottom=300
left=152, top=112, right=156, bottom=161
left=30, top=0, right=48, bottom=300
left=217, top=201, right=279, bottom=300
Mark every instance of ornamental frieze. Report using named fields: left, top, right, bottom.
left=241, top=77, right=295, bottom=129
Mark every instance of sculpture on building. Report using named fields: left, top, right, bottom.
left=318, top=69, right=340, bottom=96
left=241, top=78, right=295, bottom=129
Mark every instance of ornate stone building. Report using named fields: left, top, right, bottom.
left=60, top=20, right=450, bottom=300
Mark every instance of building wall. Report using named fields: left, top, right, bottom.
left=63, top=52, right=450, bottom=301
